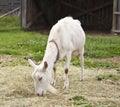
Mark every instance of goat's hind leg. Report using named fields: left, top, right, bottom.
left=79, top=48, right=84, bottom=81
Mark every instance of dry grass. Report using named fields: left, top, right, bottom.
left=0, top=61, right=120, bottom=107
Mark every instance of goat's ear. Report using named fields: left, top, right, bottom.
left=43, top=61, right=48, bottom=71
left=28, top=59, right=37, bottom=69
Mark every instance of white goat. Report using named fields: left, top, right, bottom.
left=28, top=17, right=85, bottom=96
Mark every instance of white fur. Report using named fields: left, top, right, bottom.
left=28, top=17, right=85, bottom=96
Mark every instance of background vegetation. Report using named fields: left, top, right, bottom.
left=0, top=16, right=120, bottom=69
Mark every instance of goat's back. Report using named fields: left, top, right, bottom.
left=48, top=17, right=85, bottom=52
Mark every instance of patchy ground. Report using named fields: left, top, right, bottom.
left=92, top=57, right=120, bottom=65
left=0, top=56, right=120, bottom=107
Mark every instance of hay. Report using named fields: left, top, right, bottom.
left=0, top=64, right=120, bottom=107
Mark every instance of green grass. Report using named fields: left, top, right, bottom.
left=85, top=35, right=120, bottom=58
left=0, top=16, right=47, bottom=61
left=69, top=96, right=93, bottom=107
left=0, top=15, right=20, bottom=30
left=0, top=31, right=47, bottom=60
left=0, top=16, right=120, bottom=68
left=72, top=57, right=119, bottom=69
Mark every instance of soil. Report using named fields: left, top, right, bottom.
left=92, top=57, right=120, bottom=65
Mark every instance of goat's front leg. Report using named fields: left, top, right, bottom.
left=51, top=64, right=56, bottom=86
left=63, top=51, right=72, bottom=89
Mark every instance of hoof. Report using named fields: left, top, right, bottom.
left=51, top=80, right=56, bottom=86
left=63, top=84, right=69, bottom=90
left=80, top=78, right=84, bottom=81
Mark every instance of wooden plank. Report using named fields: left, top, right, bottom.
left=112, top=29, right=120, bottom=33
left=0, top=0, right=10, bottom=5
left=0, top=7, right=20, bottom=18
left=21, top=0, right=27, bottom=29
left=113, top=12, right=120, bottom=14
left=0, top=0, right=20, bottom=13
left=112, top=0, right=117, bottom=32
left=117, top=0, right=120, bottom=29
left=112, top=0, right=120, bottom=32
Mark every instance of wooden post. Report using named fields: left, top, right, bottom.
left=112, top=0, right=120, bottom=33
left=112, top=0, right=117, bottom=32
left=117, top=0, right=120, bottom=30
left=21, top=0, right=27, bottom=29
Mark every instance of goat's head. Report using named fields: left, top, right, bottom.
left=28, top=59, right=57, bottom=96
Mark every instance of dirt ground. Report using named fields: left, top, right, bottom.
left=0, top=56, right=120, bottom=107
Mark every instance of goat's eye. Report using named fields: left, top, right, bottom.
left=38, top=77, right=42, bottom=81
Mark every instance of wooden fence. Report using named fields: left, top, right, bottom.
left=0, top=0, right=20, bottom=13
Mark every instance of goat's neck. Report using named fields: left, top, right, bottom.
left=43, top=43, right=57, bottom=71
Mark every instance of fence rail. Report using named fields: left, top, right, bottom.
left=0, top=7, right=20, bottom=19
left=0, top=0, right=20, bottom=13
